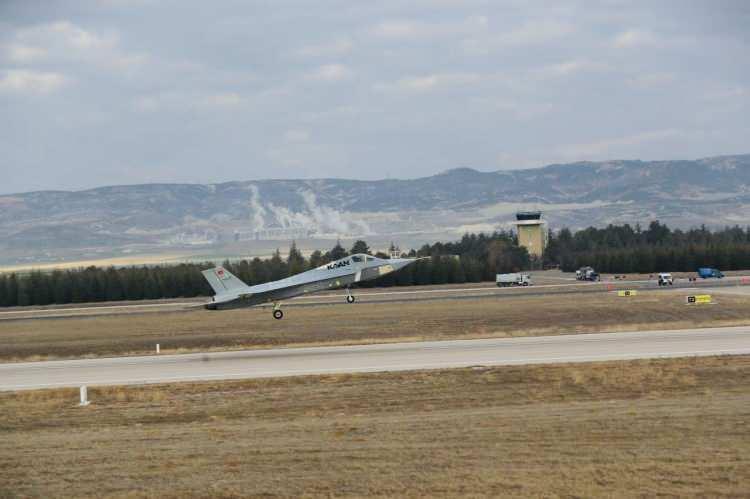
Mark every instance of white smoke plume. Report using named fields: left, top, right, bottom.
left=246, top=186, right=372, bottom=236
left=247, top=184, right=267, bottom=230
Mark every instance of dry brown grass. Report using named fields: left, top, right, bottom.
left=0, top=355, right=748, bottom=497
left=2, top=290, right=750, bottom=362
left=0, top=253, right=193, bottom=273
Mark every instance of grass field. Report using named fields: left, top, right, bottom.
left=0, top=253, right=193, bottom=273
left=0, top=355, right=748, bottom=497
left=2, top=289, right=750, bottom=362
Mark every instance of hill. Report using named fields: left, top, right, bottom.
left=2, top=154, right=749, bottom=265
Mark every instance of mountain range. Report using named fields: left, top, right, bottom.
left=2, top=154, right=749, bottom=265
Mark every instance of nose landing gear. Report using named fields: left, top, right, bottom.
left=346, top=287, right=356, bottom=304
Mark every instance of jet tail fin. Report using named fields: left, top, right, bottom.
left=201, top=267, right=248, bottom=295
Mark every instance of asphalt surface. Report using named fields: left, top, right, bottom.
left=2, top=274, right=748, bottom=321
left=2, top=326, right=749, bottom=391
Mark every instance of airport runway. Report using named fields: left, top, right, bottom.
left=2, top=274, right=748, bottom=321
left=2, top=326, right=749, bottom=391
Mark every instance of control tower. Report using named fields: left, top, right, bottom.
left=512, top=211, right=547, bottom=259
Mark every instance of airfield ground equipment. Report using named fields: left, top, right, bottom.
left=575, top=266, right=600, bottom=281
left=496, top=273, right=532, bottom=287
left=657, top=273, right=674, bottom=286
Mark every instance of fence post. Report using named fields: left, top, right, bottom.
left=79, top=386, right=90, bottom=406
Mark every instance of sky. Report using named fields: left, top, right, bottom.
left=1, top=0, right=748, bottom=194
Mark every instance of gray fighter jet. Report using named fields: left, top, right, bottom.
left=201, top=253, right=420, bottom=319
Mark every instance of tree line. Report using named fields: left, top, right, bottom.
left=3, top=221, right=750, bottom=307
left=545, top=221, right=750, bottom=273
left=0, top=232, right=528, bottom=307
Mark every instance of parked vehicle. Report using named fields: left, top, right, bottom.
left=496, top=273, right=532, bottom=287
left=698, top=268, right=724, bottom=279
left=575, top=266, right=600, bottom=281
left=658, top=273, right=673, bottom=286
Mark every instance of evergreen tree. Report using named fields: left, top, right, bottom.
left=308, top=250, right=325, bottom=269
left=327, top=240, right=347, bottom=261
left=7, top=274, right=19, bottom=307
left=268, top=249, right=287, bottom=280
left=16, top=276, right=31, bottom=306
left=287, top=241, right=306, bottom=276
left=350, top=240, right=370, bottom=255
left=0, top=275, right=7, bottom=307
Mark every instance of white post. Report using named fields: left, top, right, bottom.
left=79, top=385, right=90, bottom=406
left=156, top=343, right=160, bottom=354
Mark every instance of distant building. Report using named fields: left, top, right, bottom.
left=512, top=211, right=547, bottom=259
left=390, top=245, right=401, bottom=260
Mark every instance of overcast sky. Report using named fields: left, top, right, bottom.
left=1, top=0, right=748, bottom=194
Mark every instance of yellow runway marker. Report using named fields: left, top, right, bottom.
left=686, top=294, right=712, bottom=305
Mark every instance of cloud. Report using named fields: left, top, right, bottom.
left=2, top=1, right=748, bottom=195
left=559, top=129, right=684, bottom=158
left=3, top=20, right=147, bottom=72
left=265, top=147, right=305, bottom=168
left=470, top=97, right=555, bottom=121
left=370, top=20, right=419, bottom=38
left=535, top=59, right=610, bottom=78
left=201, top=92, right=245, bottom=108
left=627, top=72, right=675, bottom=89
left=19, top=20, right=116, bottom=52
left=96, top=0, right=157, bottom=6
left=462, top=19, right=574, bottom=54
left=0, top=69, right=68, bottom=94
left=375, top=72, right=481, bottom=93
left=704, top=85, right=749, bottom=101
left=612, top=29, right=659, bottom=48
left=284, top=129, right=310, bottom=143
left=133, top=91, right=247, bottom=112
left=503, top=19, right=574, bottom=45
left=296, top=38, right=353, bottom=57
left=306, top=63, right=353, bottom=82
left=4, top=43, right=47, bottom=62
left=369, top=15, right=488, bottom=40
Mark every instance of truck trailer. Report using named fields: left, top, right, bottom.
left=496, top=273, right=532, bottom=287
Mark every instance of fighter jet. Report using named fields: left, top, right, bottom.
left=201, top=253, right=421, bottom=319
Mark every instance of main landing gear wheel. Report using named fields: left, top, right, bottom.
left=273, top=309, right=283, bottom=320
left=346, top=295, right=355, bottom=304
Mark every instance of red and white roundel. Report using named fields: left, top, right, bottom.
left=215, top=268, right=229, bottom=280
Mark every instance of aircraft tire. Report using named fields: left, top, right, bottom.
left=346, top=295, right=355, bottom=304
left=273, top=309, right=283, bottom=320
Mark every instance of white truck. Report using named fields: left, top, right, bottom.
left=657, top=273, right=674, bottom=286
left=496, top=273, right=532, bottom=287
left=575, top=266, right=600, bottom=281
